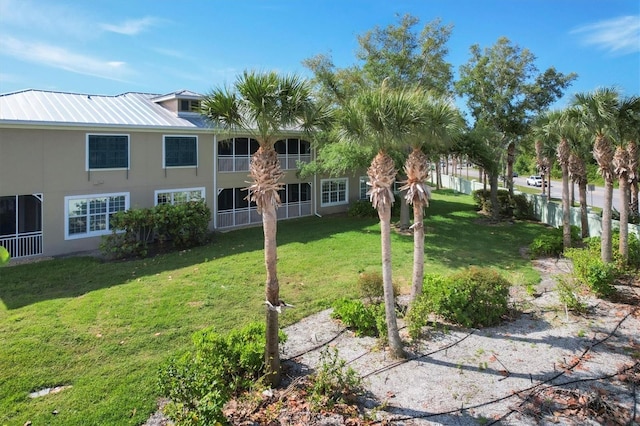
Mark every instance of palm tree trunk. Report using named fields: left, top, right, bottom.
left=614, top=145, right=631, bottom=264
left=379, top=204, right=405, bottom=358
left=248, top=146, right=285, bottom=387
left=410, top=203, right=425, bottom=302
left=263, top=202, right=281, bottom=385
left=631, top=181, right=639, bottom=219
left=618, top=177, right=630, bottom=264
left=558, top=138, right=571, bottom=249
left=602, top=179, right=614, bottom=263
left=561, top=166, right=571, bottom=249
left=578, top=181, right=589, bottom=238
left=368, top=151, right=405, bottom=359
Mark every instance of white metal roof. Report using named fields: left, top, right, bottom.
left=0, top=89, right=209, bottom=129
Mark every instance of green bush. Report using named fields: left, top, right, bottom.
left=556, top=275, right=588, bottom=314
left=472, top=189, right=533, bottom=219
left=356, top=271, right=398, bottom=302
left=309, top=347, right=364, bottom=411
left=408, top=267, right=511, bottom=333
left=564, top=248, right=617, bottom=298
left=101, top=200, right=211, bottom=259
left=331, top=298, right=381, bottom=337
left=348, top=200, right=377, bottom=218
left=158, top=322, right=286, bottom=425
left=529, top=226, right=581, bottom=258
left=511, top=193, right=535, bottom=220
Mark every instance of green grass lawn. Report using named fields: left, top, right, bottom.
left=0, top=190, right=549, bottom=425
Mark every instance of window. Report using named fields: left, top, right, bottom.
left=179, top=99, right=200, bottom=112
left=65, top=193, right=129, bottom=239
left=87, top=134, right=129, bottom=170
left=321, top=178, right=348, bottom=207
left=155, top=188, right=204, bottom=205
left=164, top=136, right=198, bottom=167
left=359, top=176, right=369, bottom=200
left=217, top=188, right=253, bottom=211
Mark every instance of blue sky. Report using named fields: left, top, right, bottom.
left=0, top=0, right=638, bottom=110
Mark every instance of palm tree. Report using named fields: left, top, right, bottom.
left=542, top=109, right=579, bottom=249
left=571, top=88, right=619, bottom=263
left=612, top=95, right=640, bottom=264
left=402, top=95, right=462, bottom=303
left=336, top=86, right=425, bottom=358
left=629, top=140, right=639, bottom=220
left=566, top=120, right=593, bottom=238
left=200, top=71, right=329, bottom=386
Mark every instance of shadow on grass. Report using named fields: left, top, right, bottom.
left=0, top=190, right=546, bottom=310
left=0, top=215, right=376, bottom=309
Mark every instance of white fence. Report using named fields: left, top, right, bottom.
left=434, top=174, right=640, bottom=239
left=0, top=232, right=43, bottom=258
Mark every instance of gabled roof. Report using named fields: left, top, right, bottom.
left=0, top=89, right=209, bottom=129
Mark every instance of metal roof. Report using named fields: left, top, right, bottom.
left=0, top=89, right=210, bottom=129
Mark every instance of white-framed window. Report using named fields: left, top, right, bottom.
left=163, top=135, right=198, bottom=168
left=359, top=176, right=369, bottom=200
left=64, top=193, right=129, bottom=240
left=86, top=134, right=130, bottom=170
left=320, top=178, right=348, bottom=207
left=155, top=188, right=205, bottom=205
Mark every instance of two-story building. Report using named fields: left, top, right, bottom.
left=0, top=89, right=367, bottom=259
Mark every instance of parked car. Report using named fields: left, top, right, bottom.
left=526, top=175, right=543, bottom=187
left=512, top=171, right=519, bottom=177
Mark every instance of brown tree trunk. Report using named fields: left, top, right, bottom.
left=507, top=142, right=515, bottom=197
left=410, top=203, right=425, bottom=303
left=602, top=179, right=614, bottom=263
left=369, top=151, right=405, bottom=359
left=490, top=173, right=500, bottom=222
left=561, top=165, right=571, bottom=249
left=378, top=204, right=405, bottom=358
left=618, top=177, right=630, bottom=264
left=578, top=181, right=589, bottom=238
left=263, top=199, right=281, bottom=386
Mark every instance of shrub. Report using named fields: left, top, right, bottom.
left=408, top=267, right=511, bottom=332
left=511, top=193, right=535, bottom=220
left=101, top=200, right=211, bottom=259
left=309, top=347, right=364, bottom=411
left=158, top=322, right=286, bottom=425
left=356, top=271, right=398, bottom=302
left=348, top=200, right=377, bottom=218
left=331, top=298, right=381, bottom=337
left=564, top=248, right=617, bottom=298
left=472, top=189, right=533, bottom=219
left=556, top=275, right=588, bottom=314
left=529, top=226, right=581, bottom=258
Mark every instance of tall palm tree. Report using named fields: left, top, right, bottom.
left=629, top=140, right=639, bottom=220
left=612, top=95, right=640, bottom=264
left=402, top=95, right=462, bottom=303
left=200, top=71, right=329, bottom=386
left=542, top=109, right=580, bottom=249
left=566, top=119, right=593, bottom=239
left=336, top=86, right=425, bottom=358
left=572, top=88, right=619, bottom=263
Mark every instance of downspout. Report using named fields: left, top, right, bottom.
left=213, top=133, right=218, bottom=229
left=313, top=146, right=322, bottom=218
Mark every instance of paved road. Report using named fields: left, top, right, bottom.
left=451, top=166, right=636, bottom=212
left=513, top=175, right=627, bottom=211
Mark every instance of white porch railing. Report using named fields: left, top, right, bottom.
left=217, top=201, right=312, bottom=229
left=218, top=154, right=310, bottom=172
left=0, top=232, right=43, bottom=258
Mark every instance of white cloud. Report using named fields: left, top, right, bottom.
left=101, top=17, right=160, bottom=36
left=0, top=36, right=134, bottom=82
left=571, top=15, right=640, bottom=55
